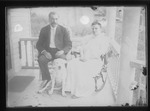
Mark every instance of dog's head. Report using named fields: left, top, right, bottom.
left=49, top=67, right=56, bottom=75
left=53, top=58, right=67, bottom=70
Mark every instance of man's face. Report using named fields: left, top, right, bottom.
left=49, top=14, right=59, bottom=27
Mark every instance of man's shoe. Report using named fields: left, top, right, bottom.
left=39, top=80, right=47, bottom=90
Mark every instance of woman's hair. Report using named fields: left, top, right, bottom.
left=91, top=20, right=102, bottom=28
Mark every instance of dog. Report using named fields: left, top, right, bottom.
left=48, top=58, right=67, bottom=96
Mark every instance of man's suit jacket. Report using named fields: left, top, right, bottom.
left=36, top=24, right=72, bottom=56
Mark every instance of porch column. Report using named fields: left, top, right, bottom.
left=117, top=7, right=141, bottom=105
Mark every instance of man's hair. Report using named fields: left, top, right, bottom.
left=91, top=20, right=102, bottom=28
left=48, top=11, right=59, bottom=18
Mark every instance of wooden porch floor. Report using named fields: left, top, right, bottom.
left=7, top=69, right=116, bottom=107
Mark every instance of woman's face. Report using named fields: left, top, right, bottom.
left=92, top=24, right=102, bottom=36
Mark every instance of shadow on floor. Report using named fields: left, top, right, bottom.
left=7, top=76, right=35, bottom=92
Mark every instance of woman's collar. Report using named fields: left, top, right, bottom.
left=93, top=32, right=105, bottom=38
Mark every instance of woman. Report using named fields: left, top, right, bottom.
left=67, top=20, right=110, bottom=98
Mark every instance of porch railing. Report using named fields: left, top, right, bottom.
left=18, top=37, right=82, bottom=69
left=129, top=59, right=146, bottom=105
left=19, top=38, right=39, bottom=69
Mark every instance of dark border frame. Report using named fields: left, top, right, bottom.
left=2, top=0, right=149, bottom=111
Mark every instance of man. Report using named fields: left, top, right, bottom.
left=36, top=11, right=72, bottom=91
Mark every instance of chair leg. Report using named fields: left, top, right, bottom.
left=39, top=69, right=42, bottom=81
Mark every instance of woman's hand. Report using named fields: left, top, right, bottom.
left=79, top=57, right=87, bottom=62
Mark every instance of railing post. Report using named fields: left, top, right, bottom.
left=31, top=41, right=35, bottom=67
left=24, top=40, right=28, bottom=67
left=18, top=40, right=21, bottom=59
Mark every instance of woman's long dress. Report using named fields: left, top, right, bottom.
left=67, top=34, right=110, bottom=97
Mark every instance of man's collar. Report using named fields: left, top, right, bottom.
left=50, top=25, right=58, bottom=29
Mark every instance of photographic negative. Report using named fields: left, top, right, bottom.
left=6, top=6, right=147, bottom=107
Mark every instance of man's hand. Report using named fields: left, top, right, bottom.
left=42, top=50, right=52, bottom=60
left=55, top=50, right=64, bottom=57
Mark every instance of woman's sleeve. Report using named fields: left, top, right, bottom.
left=100, top=37, right=110, bottom=55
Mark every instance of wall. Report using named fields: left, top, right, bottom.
left=30, top=7, right=94, bottom=37
left=7, top=8, right=31, bottom=73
